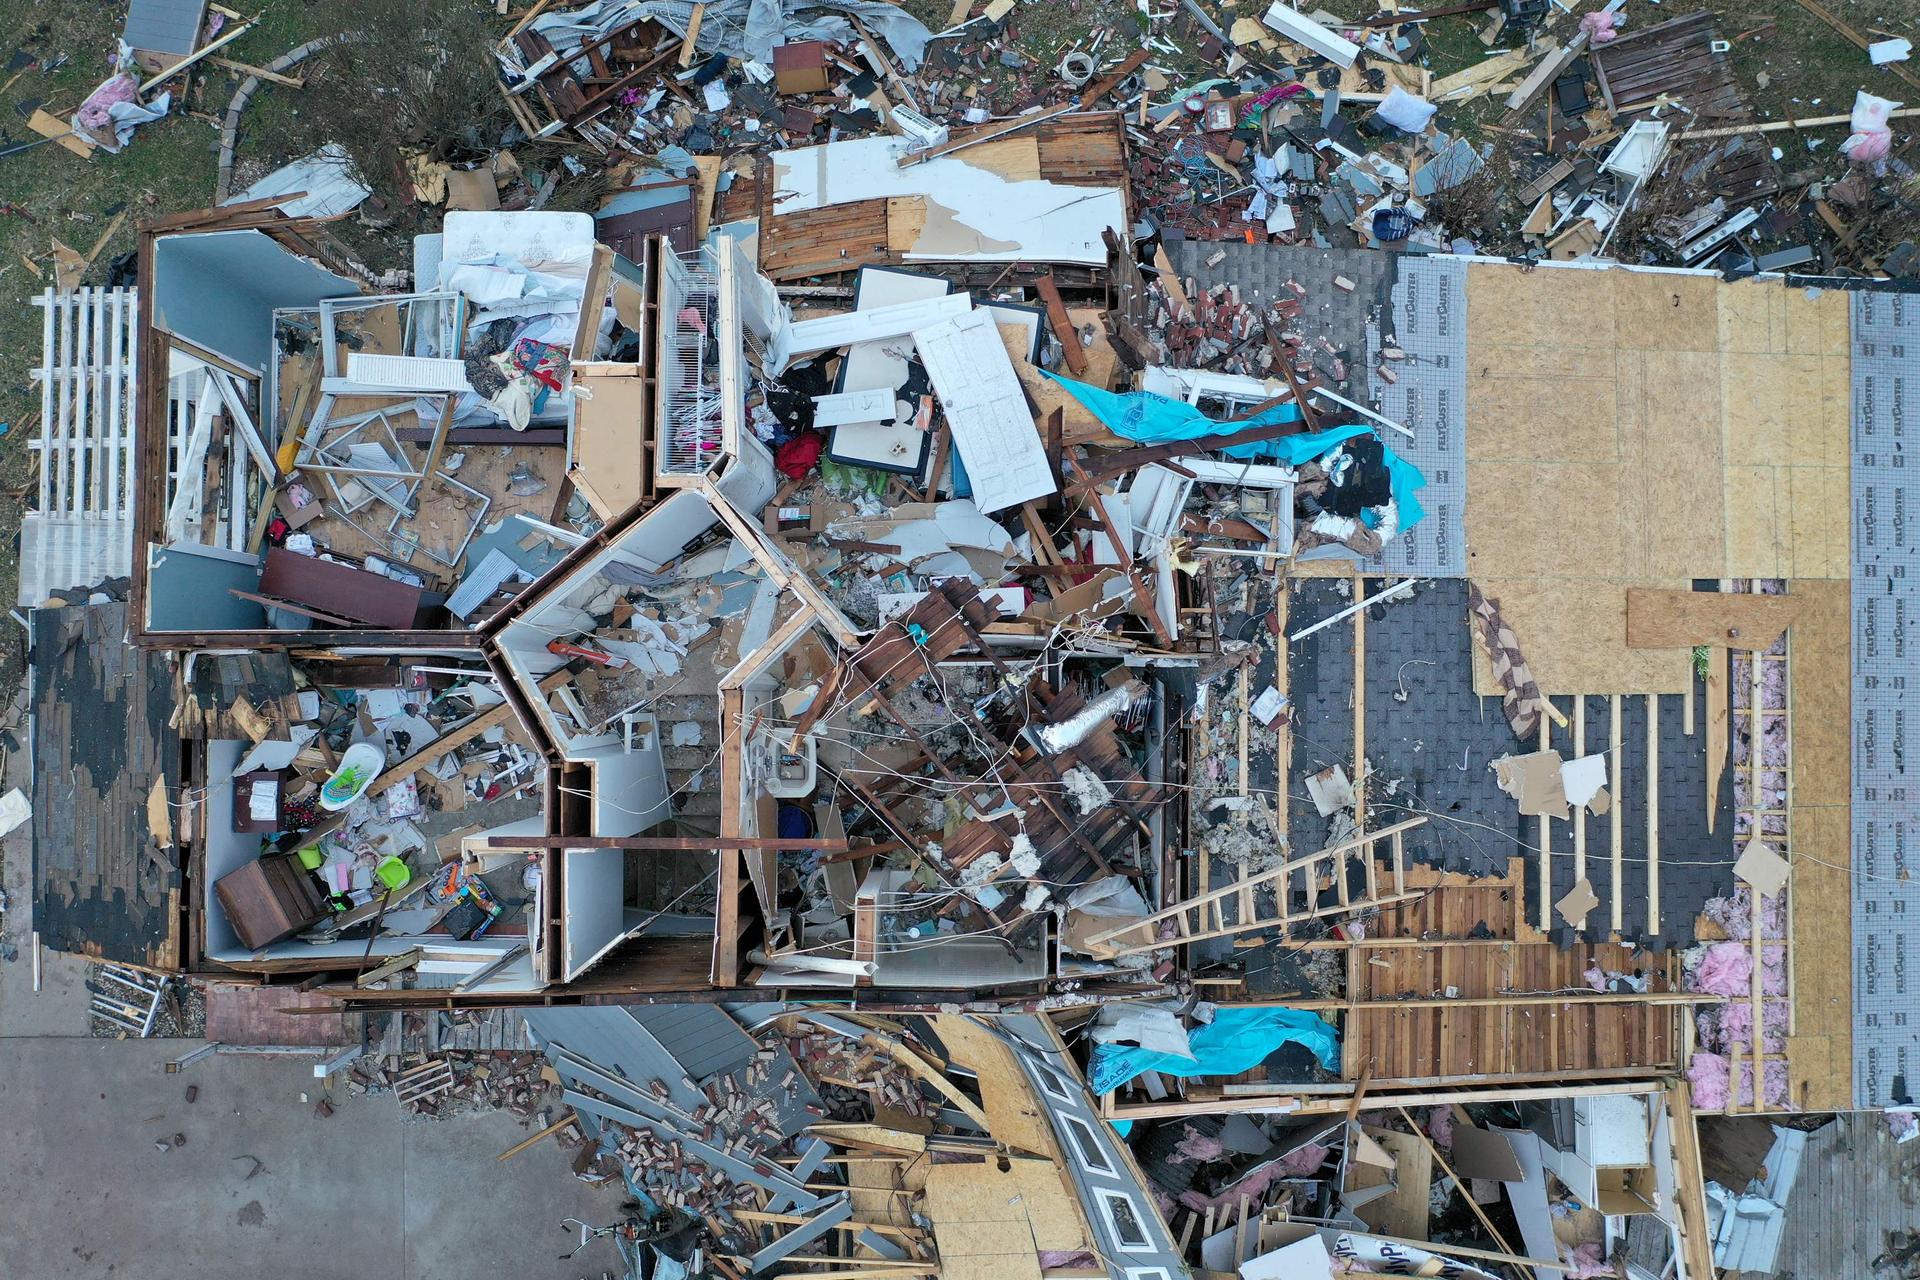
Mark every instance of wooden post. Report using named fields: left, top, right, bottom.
left=1610, top=695, right=1623, bottom=935
left=1538, top=709, right=1551, bottom=931
left=1354, top=568, right=1368, bottom=842
left=1647, top=693, right=1660, bottom=933
left=1572, top=696, right=1586, bottom=894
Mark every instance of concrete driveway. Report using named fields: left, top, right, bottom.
left=0, top=1037, right=631, bottom=1280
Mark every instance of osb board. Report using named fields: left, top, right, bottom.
left=1463, top=265, right=1851, bottom=697
left=1786, top=578, right=1850, bottom=1109
left=1001, top=311, right=1126, bottom=448
left=1350, top=1126, right=1431, bottom=1240
left=957, top=136, right=1042, bottom=182
left=931, top=1013, right=1058, bottom=1157
left=923, top=1160, right=1048, bottom=1279
left=1468, top=576, right=1694, bottom=698
left=850, top=1146, right=928, bottom=1219
left=1788, top=805, right=1851, bottom=1109
left=1624, top=588, right=1804, bottom=650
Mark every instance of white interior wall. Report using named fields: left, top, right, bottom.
left=562, top=846, right=628, bottom=980
left=589, top=722, right=669, bottom=836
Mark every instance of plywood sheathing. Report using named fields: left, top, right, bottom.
left=930, top=1013, right=1057, bottom=1157
left=1783, top=578, right=1851, bottom=1110
left=925, top=1157, right=1085, bottom=1280
left=1464, top=265, right=1849, bottom=697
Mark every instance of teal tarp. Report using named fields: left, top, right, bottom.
left=1040, top=372, right=1427, bottom=533
left=1086, top=1006, right=1341, bottom=1096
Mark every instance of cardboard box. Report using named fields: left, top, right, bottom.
left=773, top=41, right=831, bottom=94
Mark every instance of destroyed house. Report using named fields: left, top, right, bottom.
left=34, top=112, right=1908, bottom=1237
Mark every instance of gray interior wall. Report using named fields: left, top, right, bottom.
left=153, top=230, right=359, bottom=370
left=148, top=543, right=266, bottom=631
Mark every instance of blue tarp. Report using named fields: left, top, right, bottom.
left=1040, top=372, right=1427, bottom=533
left=1087, top=1006, right=1341, bottom=1096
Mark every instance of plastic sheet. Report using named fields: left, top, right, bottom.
left=1086, top=1005, right=1339, bottom=1094
left=1040, top=372, right=1429, bottom=533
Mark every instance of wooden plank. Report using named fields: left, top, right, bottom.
left=1706, top=646, right=1728, bottom=833
left=1647, top=693, right=1660, bottom=933
left=1538, top=712, right=1550, bottom=931
left=1573, top=696, right=1586, bottom=893
left=1034, top=275, right=1086, bottom=375
left=678, top=3, right=705, bottom=68
left=1610, top=695, right=1624, bottom=934
left=1625, top=588, right=1802, bottom=651
left=497, top=1111, right=579, bottom=1161
left=28, top=109, right=92, bottom=159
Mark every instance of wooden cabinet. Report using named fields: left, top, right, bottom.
left=215, top=853, right=331, bottom=950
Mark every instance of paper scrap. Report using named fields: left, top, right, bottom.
left=1555, top=876, right=1600, bottom=928
left=1560, top=752, right=1608, bottom=808
left=1492, top=750, right=1568, bottom=819
left=1251, top=686, right=1287, bottom=725
left=1733, top=839, right=1790, bottom=897
left=1306, top=765, right=1357, bottom=816
left=0, top=787, right=31, bottom=840
left=1869, top=37, right=1912, bottom=65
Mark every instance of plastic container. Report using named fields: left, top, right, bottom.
left=375, top=857, right=411, bottom=892
left=319, top=742, right=386, bottom=811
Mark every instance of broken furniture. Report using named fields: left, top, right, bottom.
left=254, top=546, right=427, bottom=628
left=231, top=769, right=287, bottom=834
left=214, top=852, right=332, bottom=950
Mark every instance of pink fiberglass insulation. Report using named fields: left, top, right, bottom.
left=1583, top=965, right=1607, bottom=991
left=1424, top=1106, right=1453, bottom=1151
left=1696, top=1001, right=1789, bottom=1055
left=1177, top=1143, right=1330, bottom=1214
left=1693, top=942, right=1752, bottom=996
left=1701, top=887, right=1786, bottom=942
left=1687, top=1053, right=1732, bottom=1109
left=1689, top=939, right=1788, bottom=996
left=1565, top=1241, right=1612, bottom=1278
left=1172, top=1128, right=1226, bottom=1163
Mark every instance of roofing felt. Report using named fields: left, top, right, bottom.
left=30, top=602, right=183, bottom=968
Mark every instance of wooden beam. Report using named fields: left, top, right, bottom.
left=678, top=3, right=706, bottom=68
left=898, top=103, right=1076, bottom=167
left=1648, top=693, right=1660, bottom=933
left=1705, top=646, right=1728, bottom=833
left=1076, top=49, right=1151, bottom=108
left=487, top=835, right=850, bottom=851
left=1610, top=694, right=1624, bottom=935
left=1572, top=696, right=1586, bottom=893
left=207, top=55, right=306, bottom=88
left=366, top=667, right=568, bottom=795
left=496, top=1111, right=578, bottom=1161
left=1786, top=0, right=1920, bottom=92
left=139, top=18, right=259, bottom=93
left=1035, top=275, right=1087, bottom=375
left=1538, top=709, right=1551, bottom=931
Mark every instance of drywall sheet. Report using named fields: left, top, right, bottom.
left=914, top=309, right=1056, bottom=513
left=769, top=137, right=1125, bottom=265
left=1463, top=263, right=1850, bottom=696
left=1849, top=290, right=1917, bottom=1109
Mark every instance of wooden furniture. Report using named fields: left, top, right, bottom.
left=214, top=853, right=331, bottom=950
left=231, top=769, right=286, bottom=834
left=257, top=546, right=425, bottom=628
